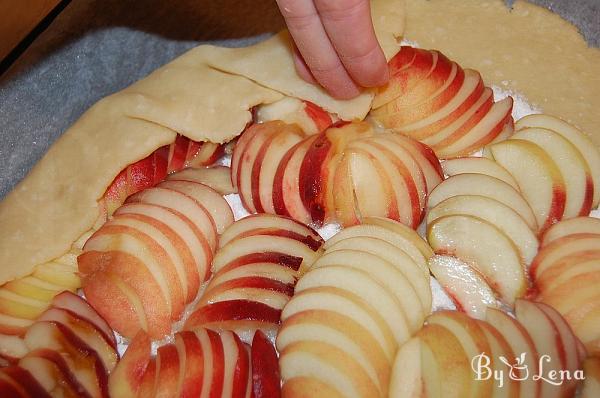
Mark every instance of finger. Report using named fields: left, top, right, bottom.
left=292, top=44, right=317, bottom=84
left=276, top=0, right=361, bottom=99
left=314, top=0, right=389, bottom=87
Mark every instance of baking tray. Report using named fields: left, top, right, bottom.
left=0, top=0, right=598, bottom=198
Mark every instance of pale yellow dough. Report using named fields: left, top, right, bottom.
left=403, top=0, right=600, bottom=148
left=207, top=0, right=405, bottom=121
left=0, top=0, right=405, bottom=284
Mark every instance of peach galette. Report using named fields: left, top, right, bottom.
left=1, top=13, right=600, bottom=398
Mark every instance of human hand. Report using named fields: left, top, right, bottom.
left=276, top=0, right=389, bottom=99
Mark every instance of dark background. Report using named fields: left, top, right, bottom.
left=0, top=0, right=598, bottom=198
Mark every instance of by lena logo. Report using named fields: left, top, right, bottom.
left=471, top=352, right=585, bottom=388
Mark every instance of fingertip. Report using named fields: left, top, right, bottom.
left=293, top=47, right=318, bottom=84
left=323, top=80, right=362, bottom=99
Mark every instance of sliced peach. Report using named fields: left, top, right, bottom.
left=515, top=300, right=568, bottom=398
left=251, top=330, right=281, bottom=398
left=295, top=265, right=410, bottom=345
left=434, top=97, right=513, bottom=158
left=158, top=180, right=234, bottom=233
left=167, top=166, right=236, bottom=195
left=541, top=216, right=600, bottom=247
left=218, top=213, right=322, bottom=249
left=312, top=250, right=425, bottom=332
left=281, top=287, right=397, bottom=362
left=489, top=139, right=566, bottom=233
left=513, top=127, right=594, bottom=217
left=212, top=235, right=321, bottom=274
left=427, top=311, right=494, bottom=398
left=128, top=187, right=218, bottom=251
left=108, top=330, right=151, bottom=398
left=325, top=236, right=431, bottom=313
left=427, top=194, right=539, bottom=265
left=441, top=156, right=519, bottom=189
left=486, top=307, right=541, bottom=398
left=428, top=173, right=538, bottom=231
left=427, top=215, right=527, bottom=305
left=428, top=255, right=497, bottom=320
left=272, top=136, right=317, bottom=224
left=115, top=203, right=212, bottom=282
left=530, top=233, right=600, bottom=280
left=515, top=114, right=600, bottom=207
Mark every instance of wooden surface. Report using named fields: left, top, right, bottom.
left=0, top=0, right=61, bottom=60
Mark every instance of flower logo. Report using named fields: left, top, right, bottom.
left=499, top=352, right=529, bottom=381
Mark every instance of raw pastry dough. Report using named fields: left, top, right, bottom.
left=403, top=0, right=600, bottom=147
left=207, top=0, right=405, bottom=121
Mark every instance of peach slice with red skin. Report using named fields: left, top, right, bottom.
left=512, top=127, right=594, bottom=218
left=541, top=217, right=600, bottom=247
left=157, top=180, right=234, bottom=234
left=298, top=122, right=373, bottom=225
left=82, top=225, right=185, bottom=321
left=24, top=321, right=109, bottom=398
left=427, top=214, right=527, bottom=306
left=379, top=134, right=443, bottom=194
left=375, top=60, right=465, bottom=125
left=108, top=330, right=151, bottom=398
left=214, top=252, right=303, bottom=276
left=529, top=233, right=600, bottom=280
left=19, top=349, right=90, bottom=398
left=485, top=307, right=541, bottom=398
left=381, top=53, right=457, bottom=112
left=80, top=271, right=144, bottom=339
left=127, top=187, right=218, bottom=251
left=427, top=173, right=538, bottom=232
left=0, top=366, right=52, bottom=398
left=514, top=300, right=569, bottom=398
left=253, top=125, right=306, bottom=214
left=37, top=307, right=118, bottom=372
left=80, top=248, right=173, bottom=339
left=251, top=330, right=281, bottom=398
left=235, top=123, right=283, bottom=213
left=137, top=358, right=157, bottom=398
left=109, top=213, right=200, bottom=302
left=488, top=139, right=566, bottom=233
left=167, top=166, right=236, bottom=196
left=218, top=214, right=322, bottom=250
left=272, top=136, right=317, bottom=224
left=515, top=114, right=600, bottom=208
left=377, top=69, right=485, bottom=141
left=114, top=203, right=213, bottom=282
left=174, top=331, right=205, bottom=398
left=372, top=47, right=435, bottom=109
left=221, top=331, right=251, bottom=398
left=199, top=277, right=294, bottom=308
left=185, top=300, right=282, bottom=332
left=433, top=97, right=514, bottom=159
left=154, top=344, right=181, bottom=398
left=212, top=234, right=321, bottom=274
left=344, top=140, right=419, bottom=227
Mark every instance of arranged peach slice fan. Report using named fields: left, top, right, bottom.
left=1, top=43, right=600, bottom=398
